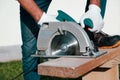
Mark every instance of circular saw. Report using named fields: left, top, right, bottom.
left=32, top=22, right=106, bottom=58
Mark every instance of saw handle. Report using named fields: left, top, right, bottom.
left=56, top=10, right=77, bottom=22
left=56, top=10, right=93, bottom=28
left=84, top=18, right=93, bottom=28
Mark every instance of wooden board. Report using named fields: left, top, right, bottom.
left=38, top=46, right=120, bottom=78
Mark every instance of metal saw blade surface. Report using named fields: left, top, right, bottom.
left=51, top=31, right=79, bottom=56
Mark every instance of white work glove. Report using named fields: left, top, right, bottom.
left=38, top=12, right=59, bottom=26
left=80, top=4, right=104, bottom=32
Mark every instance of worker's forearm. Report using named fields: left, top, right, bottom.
left=18, top=0, right=43, bottom=22
left=90, top=0, right=100, bottom=7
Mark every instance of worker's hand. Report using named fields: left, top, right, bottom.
left=79, top=4, right=104, bottom=32
left=38, top=12, right=59, bottom=26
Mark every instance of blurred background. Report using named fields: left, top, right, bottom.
left=0, top=0, right=120, bottom=62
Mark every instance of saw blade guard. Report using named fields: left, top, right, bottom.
left=36, top=22, right=99, bottom=57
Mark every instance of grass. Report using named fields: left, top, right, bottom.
left=0, top=60, right=82, bottom=80
left=0, top=60, right=23, bottom=80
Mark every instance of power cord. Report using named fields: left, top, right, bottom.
left=10, top=56, right=40, bottom=80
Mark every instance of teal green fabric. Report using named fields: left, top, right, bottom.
left=35, top=0, right=52, bottom=12
left=100, top=0, right=107, bottom=18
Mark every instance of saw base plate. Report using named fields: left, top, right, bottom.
left=31, top=51, right=107, bottom=58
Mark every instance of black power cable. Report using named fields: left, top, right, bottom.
left=10, top=55, right=40, bottom=80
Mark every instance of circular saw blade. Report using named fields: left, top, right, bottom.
left=51, top=31, right=79, bottom=56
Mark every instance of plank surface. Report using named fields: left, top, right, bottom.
left=38, top=46, right=120, bottom=78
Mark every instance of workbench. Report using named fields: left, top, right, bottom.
left=38, top=46, right=120, bottom=80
